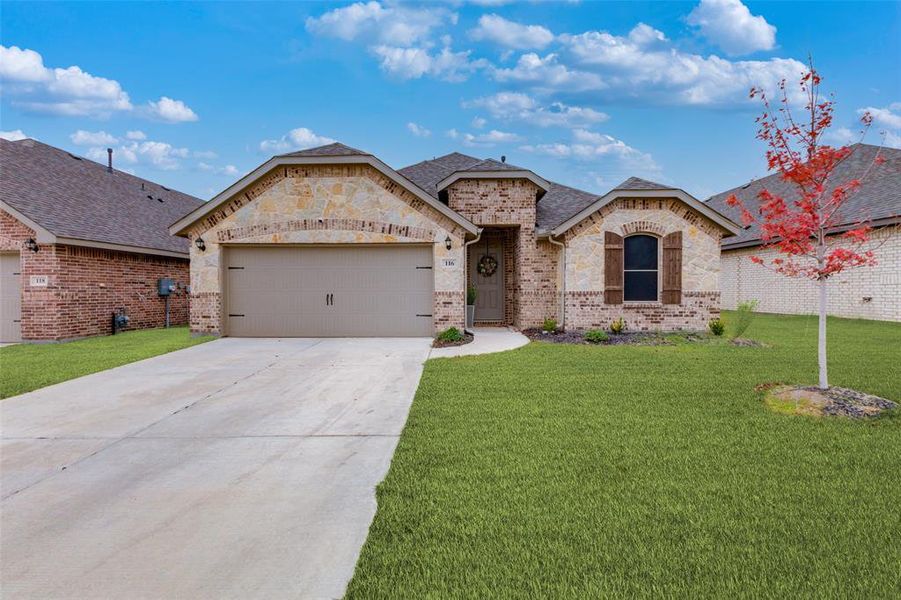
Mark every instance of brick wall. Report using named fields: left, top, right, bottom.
left=565, top=291, right=720, bottom=331
left=448, top=178, right=559, bottom=328
left=721, top=226, right=900, bottom=322
left=3, top=208, right=190, bottom=341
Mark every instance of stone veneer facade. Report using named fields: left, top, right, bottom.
left=721, top=226, right=900, bottom=322
left=183, top=165, right=730, bottom=336
left=561, top=198, right=723, bottom=331
left=1, top=209, right=190, bottom=341
left=185, top=164, right=470, bottom=335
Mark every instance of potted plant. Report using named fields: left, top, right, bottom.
left=466, top=284, right=477, bottom=329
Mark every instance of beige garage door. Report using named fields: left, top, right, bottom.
left=1, top=253, right=22, bottom=343
left=225, top=245, right=434, bottom=337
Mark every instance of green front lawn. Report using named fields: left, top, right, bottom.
left=0, top=327, right=213, bottom=398
left=348, top=313, right=900, bottom=598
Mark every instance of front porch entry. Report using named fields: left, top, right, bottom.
left=468, top=228, right=516, bottom=325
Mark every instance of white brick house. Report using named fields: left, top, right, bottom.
left=706, top=143, right=901, bottom=322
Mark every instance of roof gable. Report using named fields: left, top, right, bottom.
left=551, top=186, right=741, bottom=237
left=170, top=146, right=479, bottom=237
left=0, top=138, right=203, bottom=256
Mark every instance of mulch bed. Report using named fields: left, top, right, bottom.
left=523, top=329, right=769, bottom=347
left=762, top=383, right=897, bottom=418
left=432, top=332, right=474, bottom=348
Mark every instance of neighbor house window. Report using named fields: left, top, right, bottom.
left=623, top=234, right=658, bottom=301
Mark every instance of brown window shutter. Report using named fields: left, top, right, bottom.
left=604, top=231, right=623, bottom=304
left=662, top=231, right=682, bottom=304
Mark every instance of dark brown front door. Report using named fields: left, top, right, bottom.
left=470, top=240, right=504, bottom=322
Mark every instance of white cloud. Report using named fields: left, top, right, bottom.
left=492, top=52, right=605, bottom=92
left=472, top=116, right=487, bottom=129
left=467, top=92, right=609, bottom=127
left=198, top=162, right=240, bottom=176
left=469, top=14, right=554, bottom=50
left=406, top=122, right=431, bottom=137
left=372, top=45, right=485, bottom=82
left=447, top=128, right=522, bottom=147
left=193, top=149, right=218, bottom=159
left=0, top=45, right=198, bottom=122
left=0, top=129, right=29, bottom=141
left=852, top=103, right=901, bottom=149
left=0, top=44, right=132, bottom=117
left=520, top=129, right=659, bottom=176
left=558, top=24, right=804, bottom=105
left=125, top=130, right=146, bottom=140
left=859, top=104, right=901, bottom=130
left=145, top=96, right=199, bottom=123
left=305, top=1, right=455, bottom=46
left=259, top=127, right=336, bottom=153
left=87, top=139, right=190, bottom=171
left=70, top=130, right=118, bottom=146
left=687, top=0, right=776, bottom=55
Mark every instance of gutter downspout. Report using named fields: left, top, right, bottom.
left=547, top=233, right=566, bottom=330
left=462, top=228, right=483, bottom=333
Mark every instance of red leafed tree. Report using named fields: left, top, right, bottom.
left=727, top=60, right=886, bottom=389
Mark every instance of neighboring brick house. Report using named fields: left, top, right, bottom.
left=706, top=144, right=900, bottom=322
left=171, top=143, right=739, bottom=337
left=0, top=138, right=204, bottom=342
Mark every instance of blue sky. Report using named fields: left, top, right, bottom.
left=2, top=1, right=899, bottom=200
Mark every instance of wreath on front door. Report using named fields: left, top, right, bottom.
left=477, top=254, right=498, bottom=277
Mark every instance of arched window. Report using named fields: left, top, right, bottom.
left=623, top=234, right=658, bottom=301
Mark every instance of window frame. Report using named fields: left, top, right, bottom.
left=622, top=233, right=661, bottom=303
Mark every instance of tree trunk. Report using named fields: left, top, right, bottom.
left=818, top=276, right=828, bottom=390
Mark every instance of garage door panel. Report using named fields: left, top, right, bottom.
left=226, top=246, right=434, bottom=337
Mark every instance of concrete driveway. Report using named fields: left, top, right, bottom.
left=1, top=337, right=432, bottom=599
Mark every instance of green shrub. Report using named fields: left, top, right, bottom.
left=708, top=318, right=726, bottom=336
left=583, top=329, right=609, bottom=344
left=466, top=285, right=477, bottom=306
left=731, top=300, right=759, bottom=339
left=610, top=317, right=626, bottom=335
left=436, top=327, right=464, bottom=343
left=542, top=318, right=558, bottom=333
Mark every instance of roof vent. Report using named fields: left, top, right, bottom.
left=67, top=153, right=83, bottom=161
left=501, top=155, right=506, bottom=163
left=107, top=148, right=113, bottom=173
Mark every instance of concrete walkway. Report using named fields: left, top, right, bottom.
left=429, top=326, right=530, bottom=358
left=1, top=337, right=431, bottom=599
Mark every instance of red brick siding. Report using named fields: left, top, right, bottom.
left=3, top=209, right=189, bottom=341
left=565, top=291, right=720, bottom=331
left=448, top=179, right=559, bottom=329
left=434, top=291, right=465, bottom=331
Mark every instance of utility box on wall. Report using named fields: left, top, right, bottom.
left=157, top=278, right=175, bottom=297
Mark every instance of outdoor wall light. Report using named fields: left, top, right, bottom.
left=195, top=237, right=206, bottom=251
left=24, top=238, right=39, bottom=252
left=445, top=236, right=452, bottom=250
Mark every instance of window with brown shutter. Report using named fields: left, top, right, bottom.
left=661, top=231, right=682, bottom=304
left=604, top=231, right=623, bottom=304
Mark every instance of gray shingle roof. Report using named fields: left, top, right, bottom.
left=278, top=142, right=368, bottom=157
left=0, top=138, right=203, bottom=254
left=614, top=176, right=672, bottom=191
left=398, top=152, right=604, bottom=230
left=705, top=143, right=901, bottom=249
left=398, top=152, right=483, bottom=196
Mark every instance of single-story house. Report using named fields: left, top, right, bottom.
left=0, top=138, right=204, bottom=342
left=171, top=142, right=739, bottom=337
left=706, top=143, right=900, bottom=322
